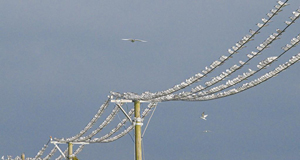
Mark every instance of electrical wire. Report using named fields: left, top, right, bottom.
left=142, top=105, right=157, bottom=138
left=117, top=112, right=134, bottom=143
left=10, top=1, right=300, bottom=159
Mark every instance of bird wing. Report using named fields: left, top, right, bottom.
left=135, top=39, right=147, bottom=42
left=122, top=38, right=132, bottom=41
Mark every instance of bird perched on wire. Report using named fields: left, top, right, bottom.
left=122, top=38, right=147, bottom=43
left=201, top=112, right=208, bottom=120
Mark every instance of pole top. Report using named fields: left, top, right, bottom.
left=110, top=99, right=151, bottom=103
left=50, top=140, right=89, bottom=145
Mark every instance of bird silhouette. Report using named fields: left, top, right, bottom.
left=122, top=38, right=147, bottom=43
left=201, top=112, right=208, bottom=120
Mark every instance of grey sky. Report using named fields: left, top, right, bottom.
left=1, top=0, right=300, bottom=160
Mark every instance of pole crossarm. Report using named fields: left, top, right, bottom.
left=111, top=99, right=154, bottom=124
left=110, top=99, right=153, bottom=103
left=50, top=140, right=89, bottom=159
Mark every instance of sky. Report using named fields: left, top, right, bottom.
left=1, top=0, right=300, bottom=160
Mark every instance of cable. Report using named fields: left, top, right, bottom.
left=142, top=105, right=157, bottom=138
left=142, top=140, right=145, bottom=160
left=112, top=0, right=290, bottom=102
left=182, top=52, right=300, bottom=101
left=117, top=112, right=134, bottom=143
left=12, top=1, right=299, bottom=159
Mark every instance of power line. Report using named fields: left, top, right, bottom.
left=4, top=1, right=300, bottom=159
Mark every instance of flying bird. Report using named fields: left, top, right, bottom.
left=201, top=112, right=208, bottom=120
left=122, top=38, right=147, bottom=43
left=203, top=130, right=212, bottom=133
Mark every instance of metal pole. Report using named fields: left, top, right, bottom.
left=68, top=142, right=73, bottom=160
left=134, top=100, right=142, bottom=160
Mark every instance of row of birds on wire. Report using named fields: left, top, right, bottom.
left=112, top=0, right=300, bottom=103
left=3, top=0, right=300, bottom=159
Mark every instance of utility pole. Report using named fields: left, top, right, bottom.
left=21, top=153, right=25, bottom=160
left=68, top=142, right=73, bottom=160
left=111, top=99, right=146, bottom=160
left=134, top=100, right=142, bottom=160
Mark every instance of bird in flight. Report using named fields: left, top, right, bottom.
left=122, top=38, right=147, bottom=43
left=201, top=112, right=208, bottom=120
left=202, top=130, right=212, bottom=133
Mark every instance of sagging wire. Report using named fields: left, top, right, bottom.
left=117, top=112, right=134, bottom=143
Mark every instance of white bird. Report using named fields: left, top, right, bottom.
left=239, top=60, right=245, bottom=65
left=256, top=23, right=264, bottom=28
left=122, top=38, right=147, bottom=43
left=278, top=1, right=289, bottom=6
left=262, top=18, right=268, bottom=23
left=203, top=130, right=212, bottom=133
left=228, top=48, right=234, bottom=54
left=232, top=46, right=238, bottom=51
left=293, top=11, right=300, bottom=17
left=274, top=4, right=281, bottom=9
left=276, top=28, right=283, bottom=33
left=285, top=21, right=292, bottom=25
left=201, top=112, right=208, bottom=120
left=249, top=29, right=259, bottom=35
left=266, top=12, right=273, bottom=18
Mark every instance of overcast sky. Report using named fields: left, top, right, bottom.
left=1, top=1, right=300, bottom=160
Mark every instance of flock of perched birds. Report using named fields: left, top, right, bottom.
left=123, top=37, right=211, bottom=133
